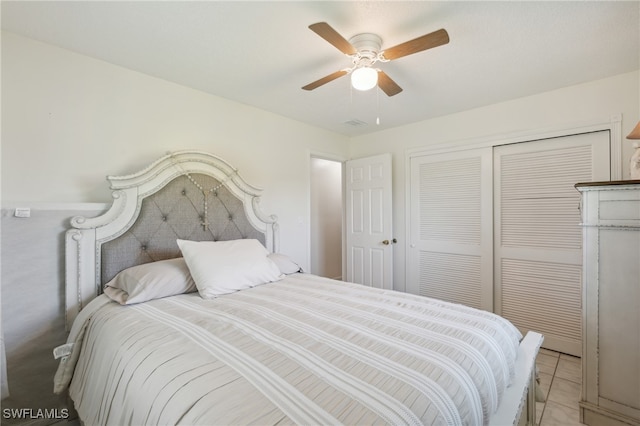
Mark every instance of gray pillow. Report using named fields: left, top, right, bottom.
left=103, top=258, right=197, bottom=304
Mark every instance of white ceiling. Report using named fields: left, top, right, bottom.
left=2, top=1, right=639, bottom=137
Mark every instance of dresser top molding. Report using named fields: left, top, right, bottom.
left=575, top=179, right=640, bottom=190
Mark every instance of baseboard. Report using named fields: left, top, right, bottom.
left=580, top=401, right=640, bottom=426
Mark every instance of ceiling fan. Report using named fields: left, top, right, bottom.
left=302, top=22, right=450, bottom=97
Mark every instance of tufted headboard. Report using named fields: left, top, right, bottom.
left=65, top=150, right=278, bottom=329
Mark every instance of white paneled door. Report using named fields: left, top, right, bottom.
left=345, top=154, right=393, bottom=289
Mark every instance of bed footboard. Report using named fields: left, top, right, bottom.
left=490, top=331, right=544, bottom=426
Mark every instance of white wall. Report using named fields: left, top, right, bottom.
left=348, top=70, right=640, bottom=293
left=2, top=31, right=350, bottom=259
left=1, top=32, right=349, bottom=411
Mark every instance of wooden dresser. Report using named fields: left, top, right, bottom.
left=576, top=180, right=640, bottom=426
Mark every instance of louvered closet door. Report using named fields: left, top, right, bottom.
left=494, top=131, right=610, bottom=356
left=408, top=148, right=494, bottom=311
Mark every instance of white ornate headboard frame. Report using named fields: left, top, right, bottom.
left=65, top=150, right=279, bottom=329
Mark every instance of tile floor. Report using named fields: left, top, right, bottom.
left=535, top=348, right=584, bottom=426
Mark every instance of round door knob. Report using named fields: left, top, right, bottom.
left=382, top=239, right=390, bottom=245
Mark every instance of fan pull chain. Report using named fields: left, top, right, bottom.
left=376, top=85, right=381, bottom=125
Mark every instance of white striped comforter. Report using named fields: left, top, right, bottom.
left=54, top=274, right=522, bottom=426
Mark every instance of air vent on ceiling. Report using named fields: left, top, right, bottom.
left=343, top=119, right=368, bottom=127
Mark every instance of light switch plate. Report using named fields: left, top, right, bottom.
left=14, top=208, right=31, bottom=218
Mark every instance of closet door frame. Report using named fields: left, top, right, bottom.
left=405, top=114, right=621, bottom=177
left=405, top=115, right=622, bottom=300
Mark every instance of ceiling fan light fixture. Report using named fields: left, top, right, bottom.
left=304, top=23, right=449, bottom=96
left=351, top=67, right=378, bottom=91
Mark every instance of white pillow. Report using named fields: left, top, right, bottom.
left=268, top=253, right=303, bottom=274
left=103, top=258, right=197, bottom=305
left=177, top=239, right=283, bottom=299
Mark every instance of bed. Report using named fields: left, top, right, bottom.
left=54, top=150, right=543, bottom=426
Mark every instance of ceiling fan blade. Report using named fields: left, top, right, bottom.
left=309, top=22, right=357, bottom=55
left=302, top=70, right=349, bottom=91
left=382, top=28, right=449, bottom=61
left=377, top=71, right=403, bottom=96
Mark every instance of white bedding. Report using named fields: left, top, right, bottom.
left=55, top=273, right=522, bottom=426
